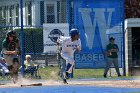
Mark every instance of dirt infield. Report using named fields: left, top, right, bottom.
left=0, top=78, right=140, bottom=88
left=69, top=79, right=140, bottom=88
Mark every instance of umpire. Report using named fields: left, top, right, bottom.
left=103, top=37, right=121, bottom=78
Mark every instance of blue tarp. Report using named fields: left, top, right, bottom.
left=0, top=85, right=140, bottom=93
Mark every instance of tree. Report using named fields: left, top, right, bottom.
left=125, top=0, right=140, bottom=18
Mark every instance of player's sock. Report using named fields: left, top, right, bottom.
left=66, top=63, right=72, bottom=72
left=65, top=72, right=69, bottom=79
left=63, top=79, right=68, bottom=84
left=103, top=74, right=107, bottom=78
left=118, top=74, right=121, bottom=77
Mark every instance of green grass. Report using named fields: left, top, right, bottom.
left=38, top=66, right=137, bottom=80
left=0, top=66, right=136, bottom=80
left=73, top=69, right=104, bottom=79
left=38, top=66, right=60, bottom=80
left=0, top=66, right=104, bottom=80
left=38, top=66, right=104, bottom=80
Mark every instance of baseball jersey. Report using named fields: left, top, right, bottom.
left=57, top=36, right=81, bottom=57
left=106, top=43, right=119, bottom=58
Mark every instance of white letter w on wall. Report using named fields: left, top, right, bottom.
left=79, top=8, right=115, bottom=50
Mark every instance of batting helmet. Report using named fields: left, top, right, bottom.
left=70, top=29, right=79, bottom=37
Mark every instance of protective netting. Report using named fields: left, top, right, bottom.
left=0, top=0, right=69, bottom=82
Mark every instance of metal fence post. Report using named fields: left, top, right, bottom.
left=45, top=53, right=48, bottom=66
left=20, top=0, right=25, bottom=77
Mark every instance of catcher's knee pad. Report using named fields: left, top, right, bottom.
left=13, top=58, right=19, bottom=64
left=8, top=65, right=13, bottom=71
left=12, top=58, right=19, bottom=74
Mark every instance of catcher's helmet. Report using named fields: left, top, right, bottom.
left=6, top=30, right=16, bottom=37
left=70, top=29, right=79, bottom=37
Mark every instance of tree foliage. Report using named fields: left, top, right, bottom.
left=125, top=0, right=140, bottom=18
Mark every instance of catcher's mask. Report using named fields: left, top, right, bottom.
left=6, top=30, right=16, bottom=38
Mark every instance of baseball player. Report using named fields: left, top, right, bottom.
left=57, top=29, right=81, bottom=84
left=2, top=30, right=21, bottom=83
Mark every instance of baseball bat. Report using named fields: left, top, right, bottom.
left=21, top=83, right=42, bottom=87
left=0, top=83, right=5, bottom=85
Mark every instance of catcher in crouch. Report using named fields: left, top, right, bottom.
left=57, top=29, right=81, bottom=84
left=2, top=30, right=21, bottom=83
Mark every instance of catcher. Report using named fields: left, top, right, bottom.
left=57, top=29, right=81, bottom=84
left=2, top=30, right=21, bottom=83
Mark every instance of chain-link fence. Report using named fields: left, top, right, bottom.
left=0, top=0, right=125, bottom=85
left=0, top=0, right=71, bottom=81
